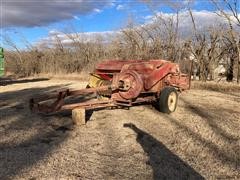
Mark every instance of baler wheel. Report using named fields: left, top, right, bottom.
left=157, top=87, right=178, bottom=114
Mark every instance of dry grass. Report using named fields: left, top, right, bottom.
left=0, top=78, right=239, bottom=179
left=192, top=81, right=240, bottom=92
left=36, top=72, right=90, bottom=81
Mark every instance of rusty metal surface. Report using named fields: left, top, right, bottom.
left=117, top=70, right=143, bottom=100
left=30, top=85, right=112, bottom=114
left=144, top=63, right=174, bottom=89
left=61, top=99, right=115, bottom=110
left=96, top=60, right=144, bottom=71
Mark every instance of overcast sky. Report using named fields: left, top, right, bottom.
left=0, top=0, right=237, bottom=48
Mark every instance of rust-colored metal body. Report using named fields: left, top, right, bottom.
left=30, top=60, right=189, bottom=114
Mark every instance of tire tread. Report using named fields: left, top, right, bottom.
left=158, top=86, right=178, bottom=114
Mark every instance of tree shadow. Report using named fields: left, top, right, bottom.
left=0, top=78, right=49, bottom=86
left=159, top=112, right=240, bottom=170
left=0, top=85, right=73, bottom=179
left=123, top=123, right=204, bottom=180
left=145, top=99, right=240, bottom=175
left=180, top=97, right=239, bottom=142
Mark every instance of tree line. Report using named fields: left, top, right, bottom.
left=2, top=0, right=240, bottom=83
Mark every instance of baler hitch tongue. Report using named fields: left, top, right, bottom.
left=29, top=85, right=113, bottom=114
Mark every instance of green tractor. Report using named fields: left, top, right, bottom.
left=0, top=47, right=4, bottom=77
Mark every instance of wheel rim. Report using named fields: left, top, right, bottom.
left=168, top=92, right=177, bottom=112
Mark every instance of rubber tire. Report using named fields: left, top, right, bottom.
left=157, top=87, right=178, bottom=114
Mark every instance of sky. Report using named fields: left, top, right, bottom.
left=0, top=0, right=235, bottom=49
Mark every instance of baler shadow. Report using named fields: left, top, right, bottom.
left=123, top=123, right=204, bottom=179
left=84, top=106, right=129, bottom=122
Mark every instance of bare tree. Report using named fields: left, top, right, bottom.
left=211, top=0, right=240, bottom=83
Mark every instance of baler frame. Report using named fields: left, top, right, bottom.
left=30, top=59, right=190, bottom=122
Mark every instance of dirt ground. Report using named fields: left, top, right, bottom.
left=0, top=78, right=239, bottom=179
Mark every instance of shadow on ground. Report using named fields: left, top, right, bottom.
left=0, top=78, right=49, bottom=86
left=147, top=98, right=240, bottom=172
left=124, top=123, right=204, bottom=180
left=180, top=97, right=239, bottom=142
left=0, top=85, right=73, bottom=179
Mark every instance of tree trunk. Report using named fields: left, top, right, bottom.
left=226, top=57, right=234, bottom=82
left=237, top=45, right=240, bottom=83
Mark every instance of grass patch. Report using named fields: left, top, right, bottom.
left=192, top=81, right=240, bottom=93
